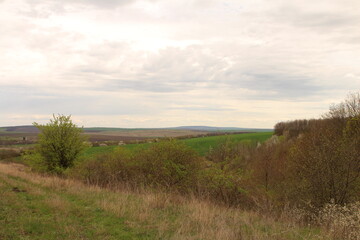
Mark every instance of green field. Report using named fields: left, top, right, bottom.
left=81, top=145, right=119, bottom=158
left=182, top=132, right=273, bottom=155
left=82, top=132, right=273, bottom=157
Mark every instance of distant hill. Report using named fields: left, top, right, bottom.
left=0, top=125, right=39, bottom=133
left=0, top=125, right=273, bottom=133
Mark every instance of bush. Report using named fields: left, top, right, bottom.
left=0, top=149, right=21, bottom=160
left=22, top=150, right=48, bottom=173
left=69, top=148, right=134, bottom=187
left=134, top=140, right=202, bottom=191
left=317, top=201, right=360, bottom=239
left=196, top=166, right=249, bottom=206
left=71, top=140, right=202, bottom=192
left=33, top=114, right=87, bottom=173
left=206, top=138, right=254, bottom=169
left=288, top=118, right=360, bottom=206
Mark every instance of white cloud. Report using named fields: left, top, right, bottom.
left=0, top=0, right=359, bottom=127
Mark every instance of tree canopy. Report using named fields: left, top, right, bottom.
left=34, top=114, right=87, bottom=173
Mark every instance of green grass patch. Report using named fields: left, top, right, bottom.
left=82, top=132, right=274, bottom=158
left=0, top=172, right=153, bottom=240
left=81, top=145, right=119, bottom=158
left=181, top=132, right=273, bottom=155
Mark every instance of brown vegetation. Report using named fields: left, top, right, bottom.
left=0, top=149, right=21, bottom=160
left=0, top=162, right=345, bottom=239
left=8, top=92, right=360, bottom=239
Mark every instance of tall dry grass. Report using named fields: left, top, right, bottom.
left=2, top=162, right=358, bottom=239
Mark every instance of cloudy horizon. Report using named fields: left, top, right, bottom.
left=1, top=0, right=359, bottom=128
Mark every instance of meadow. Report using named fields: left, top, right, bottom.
left=82, top=132, right=273, bottom=158
left=0, top=162, right=328, bottom=240
left=182, top=132, right=273, bottom=155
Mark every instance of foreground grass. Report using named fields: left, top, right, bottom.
left=0, top=164, right=151, bottom=240
left=0, top=162, right=328, bottom=240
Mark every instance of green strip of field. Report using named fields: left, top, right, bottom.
left=82, top=132, right=273, bottom=158
left=81, top=145, right=119, bottom=158
left=182, top=132, right=273, bottom=155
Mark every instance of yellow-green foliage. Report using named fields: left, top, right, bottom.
left=22, top=149, right=48, bottom=173
left=71, top=140, right=202, bottom=193
left=135, top=140, right=201, bottom=191
left=33, top=114, right=87, bottom=173
left=70, top=147, right=135, bottom=186
left=197, top=166, right=248, bottom=205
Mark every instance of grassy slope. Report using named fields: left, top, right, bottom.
left=0, top=164, right=151, bottom=240
left=82, top=132, right=274, bottom=157
left=0, top=162, right=326, bottom=240
left=182, top=132, right=273, bottom=155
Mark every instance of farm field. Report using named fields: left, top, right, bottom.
left=0, top=125, right=273, bottom=161
left=0, top=125, right=231, bottom=144
left=0, top=125, right=272, bottom=144
left=0, top=162, right=325, bottom=240
left=182, top=132, right=273, bottom=155
left=82, top=132, right=273, bottom=157
left=83, top=129, right=210, bottom=138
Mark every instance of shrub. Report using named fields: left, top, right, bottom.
left=0, top=149, right=21, bottom=160
left=33, top=114, right=87, bottom=173
left=22, top=150, right=48, bottom=173
left=318, top=201, right=360, bottom=239
left=206, top=138, right=254, bottom=169
left=71, top=140, right=202, bottom=193
left=249, top=136, right=293, bottom=207
left=196, top=166, right=249, bottom=206
left=135, top=140, right=202, bottom=191
left=69, top=148, right=134, bottom=187
left=288, top=117, right=360, bottom=206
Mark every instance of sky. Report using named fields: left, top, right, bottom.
left=0, top=0, right=359, bottom=128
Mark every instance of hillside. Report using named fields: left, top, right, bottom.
left=0, top=162, right=326, bottom=240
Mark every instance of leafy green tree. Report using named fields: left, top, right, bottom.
left=33, top=114, right=87, bottom=173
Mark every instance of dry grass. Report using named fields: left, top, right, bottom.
left=0, top=162, right=344, bottom=240
left=317, top=201, right=360, bottom=240
left=44, top=194, right=72, bottom=212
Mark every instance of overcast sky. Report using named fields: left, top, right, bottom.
left=0, top=0, right=359, bottom=128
